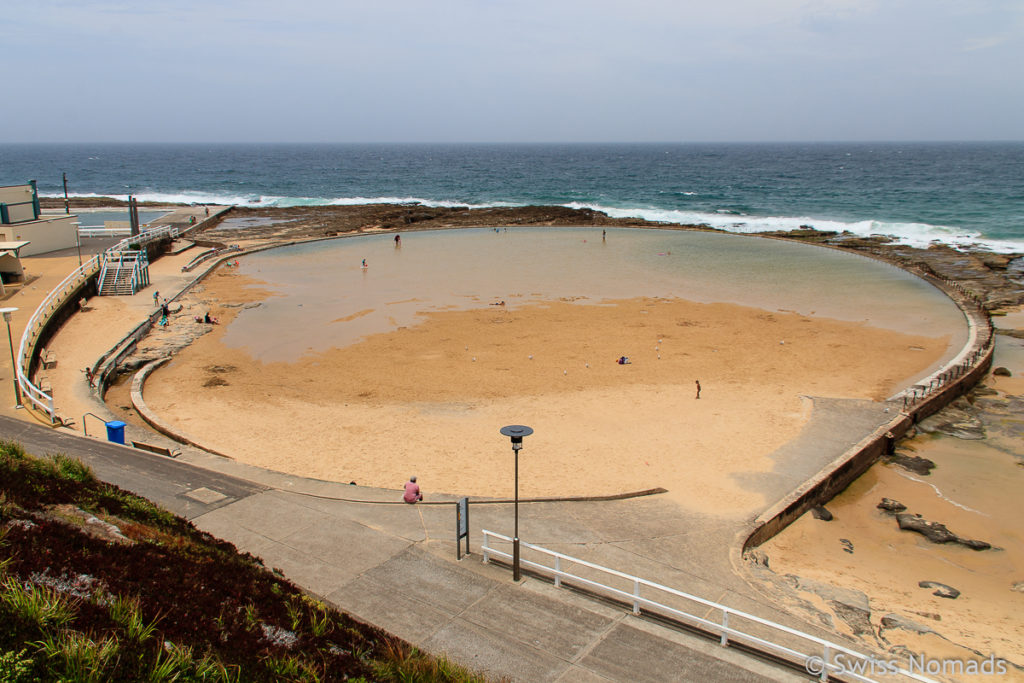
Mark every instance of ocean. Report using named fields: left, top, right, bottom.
left=2, top=142, right=1023, bottom=253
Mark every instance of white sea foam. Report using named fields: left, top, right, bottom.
left=42, top=192, right=1024, bottom=253
left=895, top=471, right=988, bottom=516
left=562, top=202, right=1024, bottom=254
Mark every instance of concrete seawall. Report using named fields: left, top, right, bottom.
left=741, top=271, right=995, bottom=551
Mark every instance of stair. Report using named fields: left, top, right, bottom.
left=96, top=250, right=151, bottom=296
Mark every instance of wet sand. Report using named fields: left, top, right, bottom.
left=761, top=317, right=1024, bottom=671
left=140, top=265, right=949, bottom=514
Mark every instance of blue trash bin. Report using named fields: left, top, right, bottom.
left=105, top=420, right=126, bottom=445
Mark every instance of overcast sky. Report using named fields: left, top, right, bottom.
left=4, top=0, right=1022, bottom=143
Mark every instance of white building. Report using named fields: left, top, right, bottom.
left=0, top=181, right=78, bottom=256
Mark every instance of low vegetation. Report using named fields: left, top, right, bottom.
left=0, top=440, right=488, bottom=682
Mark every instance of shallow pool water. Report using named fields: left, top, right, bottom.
left=222, top=227, right=967, bottom=363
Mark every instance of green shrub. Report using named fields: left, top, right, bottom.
left=0, top=648, right=35, bottom=682
left=36, top=631, right=119, bottom=682
left=1, top=578, right=75, bottom=633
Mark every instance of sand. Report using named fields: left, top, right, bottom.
left=761, top=314, right=1024, bottom=671
left=139, top=265, right=949, bottom=514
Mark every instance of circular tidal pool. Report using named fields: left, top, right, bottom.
left=222, top=227, right=967, bottom=365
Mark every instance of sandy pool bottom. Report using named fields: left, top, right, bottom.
left=139, top=269, right=948, bottom=517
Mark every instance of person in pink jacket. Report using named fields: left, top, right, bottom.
left=403, top=476, right=423, bottom=504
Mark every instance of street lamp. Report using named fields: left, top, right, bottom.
left=499, top=424, right=533, bottom=582
left=0, top=307, right=21, bottom=407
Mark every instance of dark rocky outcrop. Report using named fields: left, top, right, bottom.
left=745, top=549, right=769, bottom=568
left=919, top=581, right=961, bottom=599
left=877, top=498, right=907, bottom=513
left=895, top=513, right=992, bottom=550
left=881, top=613, right=937, bottom=634
left=788, top=576, right=874, bottom=637
left=916, top=404, right=986, bottom=440
left=811, top=505, right=833, bottom=521
left=886, top=453, right=936, bottom=474
left=993, top=366, right=1013, bottom=377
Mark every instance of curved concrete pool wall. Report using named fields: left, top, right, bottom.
left=69, top=226, right=992, bottom=538
left=741, top=270, right=994, bottom=552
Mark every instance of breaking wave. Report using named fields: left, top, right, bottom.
left=43, top=192, right=1024, bottom=254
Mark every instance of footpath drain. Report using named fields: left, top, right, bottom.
left=184, top=487, right=228, bottom=504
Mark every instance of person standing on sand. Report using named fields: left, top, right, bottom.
left=403, top=476, right=422, bottom=504
left=695, top=380, right=701, bottom=399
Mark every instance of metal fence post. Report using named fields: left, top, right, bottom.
left=720, top=611, right=729, bottom=646
left=632, top=578, right=641, bottom=615
left=554, top=557, right=561, bottom=588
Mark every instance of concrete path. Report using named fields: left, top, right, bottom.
left=0, top=226, right=918, bottom=681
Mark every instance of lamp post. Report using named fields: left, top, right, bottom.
left=499, top=424, right=533, bottom=582
left=0, top=307, right=21, bottom=407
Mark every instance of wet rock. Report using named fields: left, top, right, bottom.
left=831, top=601, right=874, bottom=637
left=886, top=454, right=936, bottom=475
left=878, top=498, right=907, bottom=513
left=791, top=576, right=873, bottom=636
left=919, top=581, right=960, bottom=599
left=896, top=514, right=958, bottom=543
left=961, top=539, right=993, bottom=550
left=973, top=385, right=999, bottom=397
left=910, top=611, right=942, bottom=621
left=895, top=513, right=992, bottom=550
left=916, top=408, right=986, bottom=440
left=811, top=505, right=833, bottom=521
left=794, top=576, right=870, bottom=612
left=976, top=253, right=1015, bottom=270
left=951, top=396, right=973, bottom=409
left=993, top=367, right=1013, bottom=377
left=881, top=613, right=937, bottom=635
left=746, top=549, right=769, bottom=568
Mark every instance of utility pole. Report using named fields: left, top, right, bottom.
left=62, top=172, right=70, bottom=214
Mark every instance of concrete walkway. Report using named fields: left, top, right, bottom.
left=0, top=228, right=919, bottom=681
left=2, top=411, right=828, bottom=682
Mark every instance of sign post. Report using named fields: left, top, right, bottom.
left=456, top=497, right=469, bottom=560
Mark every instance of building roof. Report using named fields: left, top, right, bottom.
left=0, top=241, right=32, bottom=255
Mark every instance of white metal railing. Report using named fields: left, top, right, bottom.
left=15, top=223, right=189, bottom=422
left=481, top=530, right=937, bottom=683
left=78, top=227, right=133, bottom=238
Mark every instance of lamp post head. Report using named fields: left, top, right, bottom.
left=500, top=424, right=533, bottom=451
left=0, top=307, right=17, bottom=323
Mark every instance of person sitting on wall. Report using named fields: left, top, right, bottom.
left=403, top=476, right=423, bottom=504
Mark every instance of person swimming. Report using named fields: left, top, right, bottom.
left=361, top=259, right=367, bottom=268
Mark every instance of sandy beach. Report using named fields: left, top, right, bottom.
left=136, top=263, right=948, bottom=514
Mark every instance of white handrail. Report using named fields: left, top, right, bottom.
left=15, top=224, right=187, bottom=422
left=481, top=530, right=937, bottom=683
